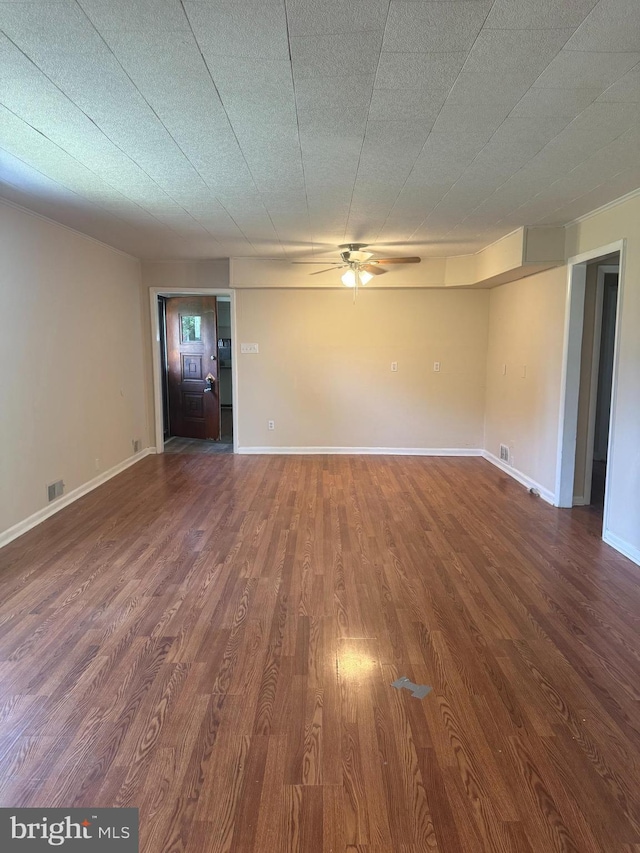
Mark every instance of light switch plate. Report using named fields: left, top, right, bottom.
left=241, top=343, right=259, bottom=354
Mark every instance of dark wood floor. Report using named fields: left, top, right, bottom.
left=0, top=454, right=639, bottom=852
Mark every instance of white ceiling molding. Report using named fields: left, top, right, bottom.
left=565, top=184, right=640, bottom=226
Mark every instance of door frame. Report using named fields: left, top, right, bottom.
left=555, top=239, right=625, bottom=539
left=150, top=287, right=238, bottom=454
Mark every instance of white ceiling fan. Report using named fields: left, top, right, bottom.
left=291, top=243, right=421, bottom=287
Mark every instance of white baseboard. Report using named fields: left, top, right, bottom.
left=482, top=451, right=556, bottom=505
left=603, top=529, right=640, bottom=567
left=236, top=446, right=483, bottom=456
left=572, top=495, right=588, bottom=506
left=0, top=448, right=155, bottom=550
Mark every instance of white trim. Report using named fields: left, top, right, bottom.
left=0, top=197, right=140, bottom=261
left=237, top=446, right=483, bottom=456
left=567, top=186, right=640, bottom=227
left=603, top=530, right=640, bottom=568
left=555, top=262, right=587, bottom=507
left=602, top=247, right=626, bottom=540
left=482, top=451, right=555, bottom=505
left=566, top=240, right=624, bottom=268
left=0, top=449, right=155, bottom=550
left=148, top=287, right=238, bottom=455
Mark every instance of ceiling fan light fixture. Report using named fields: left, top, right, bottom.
left=341, top=269, right=356, bottom=287
left=341, top=268, right=373, bottom=287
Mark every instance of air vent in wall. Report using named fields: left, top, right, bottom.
left=132, top=439, right=142, bottom=453
left=47, top=480, right=64, bottom=502
left=499, top=444, right=509, bottom=463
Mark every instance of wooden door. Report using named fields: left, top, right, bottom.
left=166, top=297, right=220, bottom=440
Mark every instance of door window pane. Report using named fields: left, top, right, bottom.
left=181, top=315, right=201, bottom=342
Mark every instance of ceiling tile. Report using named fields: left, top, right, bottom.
left=363, top=120, right=433, bottom=153
left=597, top=66, right=640, bottom=102
left=470, top=140, right=548, bottom=173
left=368, top=88, right=448, bottom=121
left=294, top=74, right=375, bottom=112
left=78, top=0, right=190, bottom=32
left=564, top=0, right=640, bottom=52
left=463, top=28, right=574, bottom=77
left=285, top=0, right=389, bottom=36
left=510, top=86, right=602, bottom=117
left=490, top=115, right=575, bottom=147
left=446, top=72, right=538, bottom=107
left=484, top=0, right=597, bottom=29
left=534, top=49, right=640, bottom=90
left=375, top=52, right=466, bottom=90
left=383, top=2, right=492, bottom=53
left=432, top=104, right=512, bottom=137
left=0, top=1, right=103, bottom=55
left=291, top=32, right=384, bottom=80
left=184, top=0, right=289, bottom=60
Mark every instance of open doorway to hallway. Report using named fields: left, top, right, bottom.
left=573, top=257, right=619, bottom=511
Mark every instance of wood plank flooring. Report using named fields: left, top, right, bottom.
left=0, top=454, right=639, bottom=852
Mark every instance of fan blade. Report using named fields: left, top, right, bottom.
left=373, top=257, right=421, bottom=264
left=291, top=261, right=342, bottom=265
left=361, top=264, right=387, bottom=276
left=309, top=266, right=345, bottom=276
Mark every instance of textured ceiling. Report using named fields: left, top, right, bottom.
left=0, top=0, right=639, bottom=260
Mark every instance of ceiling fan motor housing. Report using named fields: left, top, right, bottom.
left=339, top=244, right=373, bottom=264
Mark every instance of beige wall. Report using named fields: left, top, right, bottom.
left=0, top=201, right=147, bottom=538
left=484, top=266, right=567, bottom=494
left=234, top=288, right=489, bottom=449
left=566, top=194, right=640, bottom=558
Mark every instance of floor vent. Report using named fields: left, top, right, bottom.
left=499, top=444, right=509, bottom=463
left=47, top=480, right=64, bottom=502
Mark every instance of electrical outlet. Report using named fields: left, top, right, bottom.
left=391, top=361, right=398, bottom=372
left=433, top=361, right=441, bottom=372
left=268, top=420, right=275, bottom=430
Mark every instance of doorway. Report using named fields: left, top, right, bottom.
left=573, top=263, right=619, bottom=509
left=556, top=240, right=624, bottom=538
left=159, top=295, right=233, bottom=446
